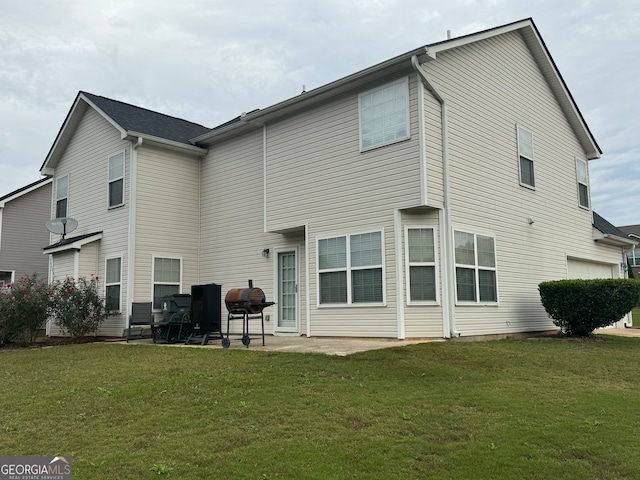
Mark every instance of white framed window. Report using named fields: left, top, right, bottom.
left=517, top=125, right=535, bottom=188
left=454, top=230, right=498, bottom=303
left=105, top=257, right=122, bottom=313
left=359, top=78, right=409, bottom=151
left=405, top=227, right=438, bottom=304
left=108, top=151, right=125, bottom=208
left=152, top=257, right=181, bottom=310
left=55, top=175, right=69, bottom=218
left=318, top=231, right=384, bottom=305
left=628, top=248, right=640, bottom=267
left=576, top=157, right=589, bottom=209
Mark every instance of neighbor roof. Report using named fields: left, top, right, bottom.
left=593, top=212, right=637, bottom=247
left=0, top=177, right=52, bottom=207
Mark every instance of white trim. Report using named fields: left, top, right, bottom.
left=127, top=138, right=141, bottom=310
left=575, top=157, right=590, bottom=209
left=263, top=124, right=268, bottom=233
left=305, top=223, right=311, bottom=337
left=358, top=77, right=410, bottom=152
left=453, top=229, right=499, bottom=305
left=394, top=210, right=405, bottom=339
left=404, top=225, right=440, bottom=306
left=417, top=76, right=428, bottom=205
left=107, top=150, right=126, bottom=209
left=55, top=174, right=69, bottom=218
left=273, top=246, right=300, bottom=334
left=151, top=255, right=183, bottom=310
left=516, top=124, right=535, bottom=189
left=316, top=228, right=386, bottom=307
left=105, top=256, right=123, bottom=313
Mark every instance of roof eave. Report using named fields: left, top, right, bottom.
left=43, top=232, right=103, bottom=254
left=123, top=131, right=208, bottom=155
left=592, top=228, right=638, bottom=248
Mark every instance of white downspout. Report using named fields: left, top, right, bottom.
left=411, top=55, right=460, bottom=338
left=127, top=137, right=142, bottom=316
left=394, top=209, right=406, bottom=339
left=305, top=223, right=311, bottom=337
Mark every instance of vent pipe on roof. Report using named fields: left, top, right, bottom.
left=447, top=30, right=452, bottom=40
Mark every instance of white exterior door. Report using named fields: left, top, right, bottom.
left=276, top=249, right=298, bottom=333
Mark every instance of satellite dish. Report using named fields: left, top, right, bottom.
left=46, top=217, right=78, bottom=239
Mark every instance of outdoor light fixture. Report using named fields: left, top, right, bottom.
left=262, top=248, right=270, bottom=257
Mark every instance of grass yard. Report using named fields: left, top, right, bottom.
left=632, top=307, right=640, bottom=325
left=1, top=337, right=640, bottom=479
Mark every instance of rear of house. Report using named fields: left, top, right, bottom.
left=38, top=18, right=631, bottom=339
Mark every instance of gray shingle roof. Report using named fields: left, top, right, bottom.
left=82, top=92, right=212, bottom=145
left=593, top=211, right=628, bottom=238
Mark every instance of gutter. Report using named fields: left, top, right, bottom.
left=127, top=137, right=142, bottom=313
left=411, top=55, right=460, bottom=338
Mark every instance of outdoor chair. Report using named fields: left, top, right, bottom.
left=126, top=302, right=155, bottom=343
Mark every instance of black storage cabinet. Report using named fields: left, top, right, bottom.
left=190, top=283, right=222, bottom=339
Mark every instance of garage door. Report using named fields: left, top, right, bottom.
left=566, top=259, right=614, bottom=279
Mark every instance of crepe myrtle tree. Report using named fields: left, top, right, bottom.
left=539, top=279, right=640, bottom=337
left=50, top=275, right=107, bottom=341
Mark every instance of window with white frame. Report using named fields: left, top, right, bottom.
left=108, top=151, right=125, bottom=208
left=56, top=175, right=69, bottom=218
left=105, top=257, right=122, bottom=313
left=627, top=248, right=640, bottom=267
left=576, top=157, right=589, bottom=208
left=153, top=257, right=181, bottom=309
left=359, top=78, right=409, bottom=151
left=406, top=228, right=437, bottom=303
left=454, top=230, right=497, bottom=303
left=517, top=125, right=535, bottom=188
left=318, top=231, right=384, bottom=304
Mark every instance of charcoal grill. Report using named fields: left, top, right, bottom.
left=223, top=280, right=275, bottom=348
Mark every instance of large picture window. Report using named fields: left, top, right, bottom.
left=318, top=231, right=384, bottom=305
left=454, top=230, right=497, bottom=303
left=576, top=157, right=589, bottom=208
left=108, top=151, right=125, bottom=208
left=55, top=175, right=69, bottom=218
left=105, top=257, right=122, bottom=313
left=406, top=228, right=437, bottom=303
left=153, top=257, right=181, bottom=309
left=517, top=125, right=535, bottom=188
left=359, top=78, right=409, bottom=151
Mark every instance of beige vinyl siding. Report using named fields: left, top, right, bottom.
left=0, top=182, right=52, bottom=280
left=199, top=130, right=297, bottom=335
left=134, top=144, right=200, bottom=322
left=422, top=31, right=621, bottom=336
left=424, top=90, right=444, bottom=208
left=47, top=107, right=131, bottom=335
left=265, top=75, right=422, bottom=233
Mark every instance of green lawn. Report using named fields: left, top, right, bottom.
left=633, top=307, right=640, bottom=326
left=2, top=337, right=640, bottom=479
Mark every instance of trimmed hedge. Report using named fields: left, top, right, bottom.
left=539, top=278, right=640, bottom=336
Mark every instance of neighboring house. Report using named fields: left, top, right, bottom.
left=0, top=178, right=53, bottom=285
left=39, top=18, right=632, bottom=339
left=617, top=223, right=640, bottom=278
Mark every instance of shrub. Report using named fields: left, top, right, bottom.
left=0, top=275, right=51, bottom=345
left=539, top=278, right=640, bottom=337
left=50, top=276, right=107, bottom=341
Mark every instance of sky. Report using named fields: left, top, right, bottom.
left=1, top=0, right=638, bottom=226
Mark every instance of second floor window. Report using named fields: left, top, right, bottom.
left=359, top=78, right=409, bottom=151
left=109, top=152, right=125, bottom=207
left=576, top=157, right=589, bottom=208
left=56, top=175, right=69, bottom=218
left=517, top=125, right=535, bottom=188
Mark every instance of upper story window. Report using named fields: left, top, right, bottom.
left=153, top=257, right=181, bottom=310
left=108, top=151, right=125, bottom=208
left=576, top=157, right=589, bottom=208
left=517, top=125, right=535, bottom=188
left=406, top=227, right=438, bottom=304
left=55, top=175, right=69, bottom=218
left=359, top=78, right=409, bottom=151
left=318, top=231, right=384, bottom=305
left=454, top=230, right=498, bottom=303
